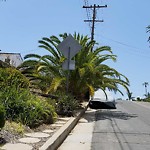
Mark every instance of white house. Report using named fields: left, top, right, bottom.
left=0, top=53, right=23, bottom=67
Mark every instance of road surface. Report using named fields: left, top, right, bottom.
left=92, top=101, right=150, bottom=150
left=59, top=101, right=150, bottom=150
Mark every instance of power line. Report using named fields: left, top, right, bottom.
left=96, top=33, right=148, bottom=51
left=83, top=0, right=92, bottom=31
left=95, top=34, right=150, bottom=59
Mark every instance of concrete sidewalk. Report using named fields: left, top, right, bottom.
left=39, top=103, right=89, bottom=150
left=58, top=108, right=96, bottom=150
left=1, top=102, right=89, bottom=150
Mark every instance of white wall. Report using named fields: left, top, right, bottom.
left=0, top=53, right=23, bottom=67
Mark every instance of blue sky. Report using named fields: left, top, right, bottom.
left=0, top=0, right=150, bottom=99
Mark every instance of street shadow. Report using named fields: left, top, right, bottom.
left=81, top=108, right=138, bottom=123
left=90, top=109, right=138, bottom=150
left=95, top=110, right=138, bottom=121
left=80, top=109, right=96, bottom=122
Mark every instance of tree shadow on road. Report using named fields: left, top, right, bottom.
left=95, top=110, right=138, bottom=121
left=80, top=109, right=96, bottom=123
left=81, top=108, right=138, bottom=123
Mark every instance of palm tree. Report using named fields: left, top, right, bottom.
left=143, top=82, right=149, bottom=97
left=147, top=25, right=150, bottom=44
left=19, top=33, right=130, bottom=100
left=127, top=91, right=135, bottom=101
left=19, top=36, right=66, bottom=94
left=69, top=33, right=129, bottom=100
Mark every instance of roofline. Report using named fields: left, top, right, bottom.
left=0, top=52, right=21, bottom=55
left=0, top=52, right=23, bottom=61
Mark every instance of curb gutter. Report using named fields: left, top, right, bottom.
left=39, top=103, right=89, bottom=150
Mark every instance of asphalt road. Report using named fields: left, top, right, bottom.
left=92, top=101, right=150, bottom=150
left=58, top=101, right=150, bottom=150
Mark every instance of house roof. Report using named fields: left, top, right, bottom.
left=0, top=52, right=23, bottom=61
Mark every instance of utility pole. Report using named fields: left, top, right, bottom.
left=83, top=4, right=107, bottom=41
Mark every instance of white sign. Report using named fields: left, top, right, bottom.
left=62, top=60, right=75, bottom=70
left=57, top=34, right=82, bottom=70
left=57, top=34, right=82, bottom=59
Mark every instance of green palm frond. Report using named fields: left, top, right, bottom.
left=18, top=60, right=38, bottom=68
left=78, top=68, right=86, bottom=78
left=38, top=40, right=60, bottom=59
left=83, top=62, right=94, bottom=73
left=50, top=35, right=61, bottom=45
left=87, top=84, right=95, bottom=97
left=59, top=33, right=68, bottom=39
left=94, top=46, right=112, bottom=55
left=49, top=77, right=65, bottom=92
left=24, top=54, right=42, bottom=60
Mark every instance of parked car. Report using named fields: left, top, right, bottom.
left=89, top=98, right=116, bottom=109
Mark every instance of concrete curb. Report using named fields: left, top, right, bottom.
left=39, top=104, right=89, bottom=150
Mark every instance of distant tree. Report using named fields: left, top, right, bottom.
left=127, top=91, right=134, bottom=100
left=146, top=25, right=150, bottom=44
left=147, top=92, right=150, bottom=98
left=143, top=82, right=149, bottom=97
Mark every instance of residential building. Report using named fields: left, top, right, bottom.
left=0, top=53, right=23, bottom=67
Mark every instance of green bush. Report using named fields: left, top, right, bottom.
left=144, top=97, right=150, bottom=102
left=19, top=98, right=57, bottom=128
left=0, top=86, right=57, bottom=128
left=3, top=121, right=25, bottom=135
left=0, top=86, right=29, bottom=120
left=56, top=94, right=79, bottom=116
left=137, top=97, right=142, bottom=101
left=0, top=68, right=29, bottom=90
left=0, top=104, right=5, bottom=129
left=0, top=68, right=57, bottom=128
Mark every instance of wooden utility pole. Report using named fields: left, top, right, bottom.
left=83, top=4, right=107, bottom=41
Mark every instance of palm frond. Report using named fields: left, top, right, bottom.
left=87, top=84, right=95, bottom=97
left=49, top=77, right=65, bottom=92
left=24, top=54, right=42, bottom=60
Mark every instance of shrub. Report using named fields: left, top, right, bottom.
left=0, top=86, right=29, bottom=120
left=0, top=86, right=57, bottom=128
left=0, top=68, right=57, bottom=128
left=137, top=97, right=141, bottom=101
left=144, top=97, right=150, bottom=102
left=0, top=104, right=5, bottom=129
left=0, top=68, right=29, bottom=90
left=56, top=94, right=79, bottom=116
left=3, top=121, right=25, bottom=135
left=19, top=98, right=57, bottom=128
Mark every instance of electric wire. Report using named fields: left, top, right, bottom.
left=95, top=33, right=150, bottom=59
left=83, top=0, right=92, bottom=32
